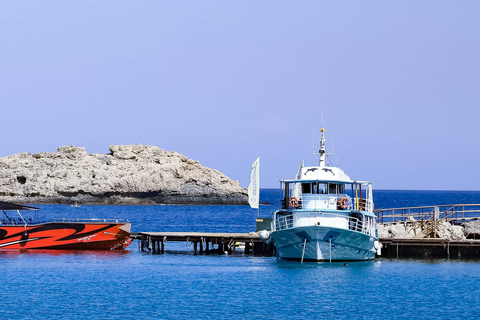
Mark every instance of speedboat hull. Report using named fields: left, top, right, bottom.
left=271, top=225, right=377, bottom=261
left=0, top=222, right=132, bottom=250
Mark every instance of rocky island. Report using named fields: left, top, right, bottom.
left=0, top=145, right=248, bottom=205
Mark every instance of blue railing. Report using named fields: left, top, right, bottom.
left=281, top=196, right=372, bottom=212
left=273, top=211, right=377, bottom=237
left=375, top=204, right=480, bottom=225
left=0, top=218, right=130, bottom=226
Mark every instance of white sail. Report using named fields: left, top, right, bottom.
left=295, top=160, right=304, bottom=180
left=248, top=156, right=260, bottom=209
left=292, top=160, right=304, bottom=199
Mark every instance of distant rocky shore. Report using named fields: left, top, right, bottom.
left=0, top=145, right=248, bottom=205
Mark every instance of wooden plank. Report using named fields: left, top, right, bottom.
left=380, top=238, right=480, bottom=247
left=130, top=232, right=261, bottom=242
left=134, top=232, right=260, bottom=238
left=131, top=231, right=275, bottom=256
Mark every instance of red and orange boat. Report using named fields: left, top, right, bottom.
left=0, top=201, right=132, bottom=250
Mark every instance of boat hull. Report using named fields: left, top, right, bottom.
left=271, top=225, right=377, bottom=261
left=0, top=222, right=132, bottom=250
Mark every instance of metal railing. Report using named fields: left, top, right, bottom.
left=273, top=211, right=376, bottom=236
left=0, top=218, right=129, bottom=226
left=281, top=196, right=372, bottom=212
left=375, top=204, right=480, bottom=225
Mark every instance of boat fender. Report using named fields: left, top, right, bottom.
left=339, top=197, right=349, bottom=209
left=374, top=240, right=382, bottom=256
left=21, top=230, right=29, bottom=240
left=289, top=197, right=299, bottom=208
left=259, top=230, right=270, bottom=240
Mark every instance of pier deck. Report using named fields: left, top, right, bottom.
left=130, top=232, right=480, bottom=259
left=380, top=238, right=480, bottom=258
left=130, top=232, right=275, bottom=256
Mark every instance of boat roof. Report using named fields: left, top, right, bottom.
left=282, top=179, right=371, bottom=185
left=283, top=165, right=371, bottom=184
left=0, top=201, right=39, bottom=211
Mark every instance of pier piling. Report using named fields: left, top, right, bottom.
left=131, top=232, right=275, bottom=256
left=380, top=238, right=480, bottom=258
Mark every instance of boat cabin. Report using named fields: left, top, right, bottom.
left=276, top=173, right=376, bottom=237
left=280, top=166, right=374, bottom=213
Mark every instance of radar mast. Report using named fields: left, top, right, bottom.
left=315, top=127, right=334, bottom=167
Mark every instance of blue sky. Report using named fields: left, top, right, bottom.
left=1, top=1, right=479, bottom=190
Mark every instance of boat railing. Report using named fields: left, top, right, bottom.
left=281, top=196, right=371, bottom=212
left=0, top=218, right=130, bottom=226
left=375, top=204, right=480, bottom=225
left=273, top=211, right=374, bottom=236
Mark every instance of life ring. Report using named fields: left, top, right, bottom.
left=289, top=197, right=299, bottom=208
left=339, top=197, right=349, bottom=209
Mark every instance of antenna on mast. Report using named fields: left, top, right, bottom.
left=331, top=132, right=334, bottom=153
left=312, top=112, right=334, bottom=166
left=311, top=128, right=315, bottom=156
left=313, top=126, right=335, bottom=167
left=330, top=132, right=334, bottom=166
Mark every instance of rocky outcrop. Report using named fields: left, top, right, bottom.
left=462, top=221, right=480, bottom=239
left=378, top=217, right=470, bottom=241
left=0, top=145, right=248, bottom=205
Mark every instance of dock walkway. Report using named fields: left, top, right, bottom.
left=380, top=238, right=480, bottom=258
left=130, top=232, right=275, bottom=255
left=130, top=232, right=480, bottom=259
left=376, top=203, right=480, bottom=258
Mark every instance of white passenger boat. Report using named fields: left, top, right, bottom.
left=270, top=127, right=379, bottom=261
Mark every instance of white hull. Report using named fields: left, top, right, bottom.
left=271, top=225, right=377, bottom=261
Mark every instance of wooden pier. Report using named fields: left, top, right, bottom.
left=130, top=232, right=480, bottom=259
left=130, top=232, right=275, bottom=256
left=375, top=204, right=480, bottom=258
left=380, top=238, right=480, bottom=259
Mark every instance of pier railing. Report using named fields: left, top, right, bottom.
left=375, top=204, right=480, bottom=225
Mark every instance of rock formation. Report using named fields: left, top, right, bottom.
left=378, top=217, right=475, bottom=241
left=0, top=145, right=248, bottom=205
left=463, top=220, right=480, bottom=239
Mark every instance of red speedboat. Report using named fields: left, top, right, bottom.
left=0, top=201, right=132, bottom=250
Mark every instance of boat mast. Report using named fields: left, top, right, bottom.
left=319, top=127, right=327, bottom=167
left=313, top=126, right=334, bottom=167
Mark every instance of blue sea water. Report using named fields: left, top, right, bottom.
left=2, top=189, right=480, bottom=319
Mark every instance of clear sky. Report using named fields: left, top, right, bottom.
left=1, top=1, right=479, bottom=190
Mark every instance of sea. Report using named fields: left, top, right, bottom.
left=2, top=189, right=480, bottom=319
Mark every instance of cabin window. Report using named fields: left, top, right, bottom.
left=327, top=184, right=345, bottom=194
left=319, top=183, right=327, bottom=194
left=302, top=183, right=311, bottom=194
left=328, top=183, right=337, bottom=194
left=304, top=183, right=328, bottom=194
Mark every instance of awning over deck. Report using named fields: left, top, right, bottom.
left=0, top=201, right=39, bottom=211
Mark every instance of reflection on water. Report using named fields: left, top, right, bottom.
left=1, top=190, right=480, bottom=318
